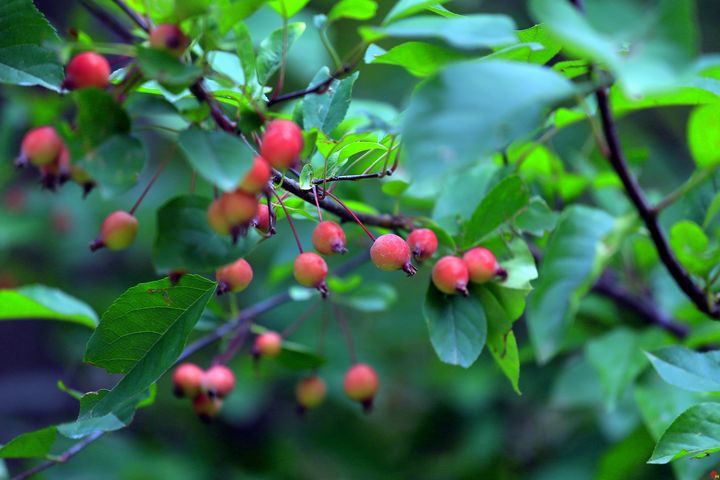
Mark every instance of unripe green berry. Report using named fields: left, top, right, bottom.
left=296, top=376, right=327, bottom=410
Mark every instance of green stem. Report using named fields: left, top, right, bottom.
left=654, top=166, right=719, bottom=213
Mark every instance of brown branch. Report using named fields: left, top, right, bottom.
left=11, top=431, right=104, bottom=480
left=267, top=64, right=352, bottom=107
left=111, top=0, right=149, bottom=32
left=79, top=0, right=136, bottom=43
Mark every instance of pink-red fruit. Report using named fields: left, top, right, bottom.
left=215, top=258, right=253, bottom=294
left=207, top=191, right=259, bottom=237
left=65, top=52, right=111, bottom=90
left=370, top=234, right=416, bottom=275
left=253, top=331, right=282, bottom=358
left=193, top=393, right=223, bottom=422
left=296, top=376, right=327, bottom=411
left=253, top=204, right=271, bottom=233
left=344, top=363, right=379, bottom=412
left=463, top=247, right=505, bottom=284
left=90, top=211, right=138, bottom=252
left=312, top=221, right=347, bottom=255
left=19, top=126, right=64, bottom=166
left=432, top=256, right=469, bottom=295
left=260, top=120, right=304, bottom=169
left=239, top=156, right=272, bottom=194
left=202, top=365, right=236, bottom=399
left=149, top=24, right=189, bottom=55
left=407, top=228, right=438, bottom=262
left=293, top=252, right=328, bottom=290
left=172, top=363, right=204, bottom=398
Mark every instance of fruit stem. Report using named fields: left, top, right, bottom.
left=281, top=301, right=321, bottom=338
left=272, top=189, right=304, bottom=253
left=129, top=146, right=174, bottom=215
left=322, top=190, right=376, bottom=241
left=334, top=304, right=357, bottom=364
left=312, top=185, right=324, bottom=222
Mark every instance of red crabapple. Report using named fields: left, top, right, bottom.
left=344, top=363, right=379, bottom=412
left=149, top=24, right=189, bottom=55
left=19, top=126, right=64, bottom=167
left=253, top=203, right=271, bottom=233
left=172, top=363, right=204, bottom=398
left=202, top=364, right=236, bottom=399
left=64, top=52, right=111, bottom=90
left=90, top=211, right=138, bottom=252
left=260, top=119, right=304, bottom=169
left=293, top=252, right=328, bottom=293
left=432, top=256, right=469, bottom=295
left=370, top=234, right=416, bottom=275
left=192, top=393, right=223, bottom=422
left=312, top=221, right=347, bottom=255
left=296, top=376, right=327, bottom=412
left=463, top=247, right=506, bottom=283
left=215, top=258, right=253, bottom=295
left=239, top=156, right=272, bottom=194
left=407, top=228, right=438, bottom=262
left=253, top=331, right=283, bottom=358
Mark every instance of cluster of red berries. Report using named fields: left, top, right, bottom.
left=432, top=247, right=507, bottom=295
left=172, top=363, right=235, bottom=422
left=370, top=228, right=438, bottom=275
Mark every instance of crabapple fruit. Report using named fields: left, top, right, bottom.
left=407, top=228, right=438, bottom=262
left=149, top=24, right=188, bottom=55
left=432, top=256, right=469, bottom=295
left=296, top=376, right=327, bottom=411
left=312, top=221, right=347, bottom=255
left=64, top=52, right=111, bottom=89
left=253, top=203, right=271, bottom=233
left=90, top=211, right=138, bottom=252
left=192, top=393, right=223, bottom=422
left=463, top=247, right=505, bottom=284
left=260, top=119, right=303, bottom=169
left=370, top=234, right=416, bottom=275
left=344, top=363, right=379, bottom=412
left=172, top=363, right=204, bottom=398
left=293, top=252, right=328, bottom=289
left=239, top=156, right=272, bottom=194
left=19, top=126, right=64, bottom=167
left=202, top=364, right=236, bottom=399
left=215, top=258, right=253, bottom=294
left=253, top=331, right=283, bottom=358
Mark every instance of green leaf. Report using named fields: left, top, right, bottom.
left=423, top=283, right=487, bottom=368
left=531, top=0, right=698, bottom=95
left=178, top=126, right=254, bottom=191
left=704, top=192, right=720, bottom=228
left=463, top=175, right=529, bottom=248
left=153, top=195, right=258, bottom=273
left=487, top=330, right=520, bottom=394
left=80, top=134, right=146, bottom=198
left=276, top=341, right=326, bottom=370
left=0, top=426, right=57, bottom=459
left=585, top=328, right=671, bottom=409
left=267, top=0, right=309, bottom=18
left=175, top=0, right=211, bottom=20
left=688, top=104, right=720, bottom=168
left=381, top=179, right=409, bottom=197
left=335, top=283, right=397, bottom=312
left=136, top=47, right=202, bottom=89
left=256, top=22, right=305, bottom=84
left=74, top=89, right=130, bottom=146
left=401, top=60, right=575, bottom=183
left=383, top=0, right=450, bottom=25
left=234, top=23, right=257, bottom=85
left=215, top=0, right=266, bottom=34
left=0, top=285, right=98, bottom=328
left=514, top=24, right=562, bottom=65
left=303, top=68, right=359, bottom=134
left=328, top=0, right=377, bottom=21
left=366, top=41, right=470, bottom=77
left=372, top=15, right=517, bottom=51
left=513, top=196, right=558, bottom=236
left=526, top=206, right=615, bottom=363
left=83, top=275, right=215, bottom=420
left=0, top=0, right=63, bottom=91
left=649, top=403, right=720, bottom=464
left=647, top=346, right=720, bottom=392
left=669, top=220, right=718, bottom=277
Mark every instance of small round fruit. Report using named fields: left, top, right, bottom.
left=253, top=203, right=271, bottom=233
left=149, top=24, right=189, bottom=55
left=344, top=364, right=379, bottom=411
left=65, top=52, right=111, bottom=89
left=253, top=331, right=282, bottom=358
left=222, top=191, right=259, bottom=227
left=172, top=363, right=204, bottom=398
left=407, top=228, right=438, bottom=262
left=239, top=156, right=272, bottom=194
left=91, top=211, right=138, bottom=252
left=432, top=256, right=469, bottom=295
left=463, top=247, right=502, bottom=284
left=296, top=376, right=327, bottom=410
left=215, top=258, right=253, bottom=294
left=312, top=221, right=347, bottom=255
left=260, top=120, right=304, bottom=169
left=370, top=234, right=416, bottom=275
left=20, top=126, right=64, bottom=166
left=192, top=393, right=223, bottom=422
left=207, top=197, right=230, bottom=235
left=202, top=365, right=236, bottom=398
left=293, top=252, right=328, bottom=288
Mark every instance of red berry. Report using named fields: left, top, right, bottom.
left=207, top=197, right=230, bottom=235
left=344, top=363, right=379, bottom=411
left=202, top=364, right=236, bottom=398
left=172, top=363, right=204, bottom=398
left=20, top=126, right=64, bottom=166
left=432, top=256, right=469, bottom=295
left=407, top=228, right=438, bottom=262
left=293, top=252, right=328, bottom=288
left=253, top=203, right=271, bottom=233
left=192, top=393, right=223, bottom=422
left=253, top=331, right=282, bottom=358
left=149, top=24, right=188, bottom=55
left=65, top=52, right=111, bottom=90
left=296, top=376, right=327, bottom=410
left=90, top=211, right=138, bottom=252
left=207, top=192, right=258, bottom=236
left=260, top=120, right=303, bottom=169
left=239, top=156, right=272, bottom=194
left=463, top=247, right=503, bottom=284
left=215, top=258, right=253, bottom=294
left=312, top=221, right=347, bottom=255
left=370, top=234, right=416, bottom=275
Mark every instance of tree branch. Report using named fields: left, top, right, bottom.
left=79, top=0, right=137, bottom=43
left=267, top=64, right=352, bottom=107
left=111, top=0, right=149, bottom=32
left=11, top=431, right=104, bottom=480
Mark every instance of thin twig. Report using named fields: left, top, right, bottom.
left=129, top=146, right=174, bottom=215
left=272, top=189, right=304, bottom=253
left=111, top=0, right=149, bottom=31
left=334, top=304, right=357, bottom=364
left=11, top=431, right=104, bottom=480
left=79, top=0, right=136, bottom=42
left=323, top=190, right=376, bottom=241
left=267, top=65, right=352, bottom=107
